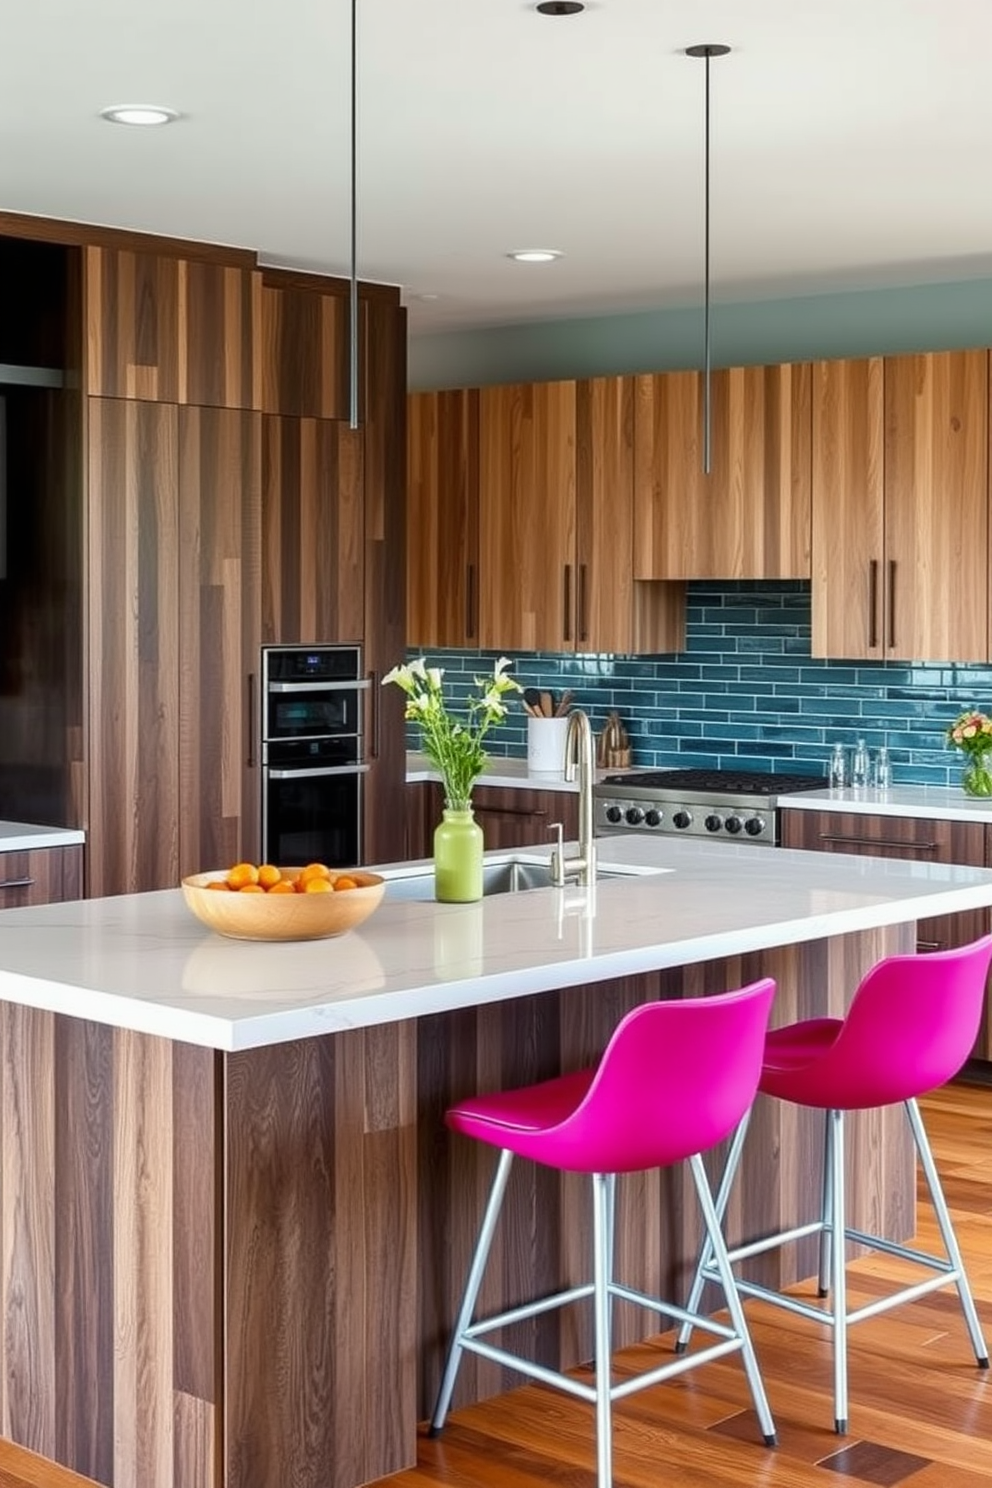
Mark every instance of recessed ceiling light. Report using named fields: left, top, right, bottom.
left=100, top=105, right=179, bottom=127
left=507, top=249, right=563, bottom=264
left=536, top=2, right=585, bottom=14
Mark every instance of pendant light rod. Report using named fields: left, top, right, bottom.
left=686, top=43, right=730, bottom=475
left=349, top=0, right=359, bottom=430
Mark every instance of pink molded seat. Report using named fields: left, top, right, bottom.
left=431, top=980, right=779, bottom=1488
left=447, top=979, right=777, bottom=1172
left=679, top=935, right=992, bottom=1435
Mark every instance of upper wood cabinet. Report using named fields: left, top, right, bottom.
left=633, top=362, right=812, bottom=580
left=407, top=388, right=479, bottom=648
left=811, top=351, right=989, bottom=661
left=252, top=274, right=352, bottom=419
left=85, top=246, right=256, bottom=407
left=475, top=377, right=684, bottom=654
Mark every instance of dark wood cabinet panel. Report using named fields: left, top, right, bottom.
left=408, top=781, right=580, bottom=859
left=781, top=809, right=992, bottom=1059
left=406, top=388, right=479, bottom=649
left=252, top=276, right=351, bottom=419
left=178, top=406, right=263, bottom=875
left=0, top=845, right=83, bottom=906
left=86, top=397, right=181, bottom=898
left=85, top=246, right=255, bottom=409
left=360, top=295, right=408, bottom=867
left=260, top=414, right=365, bottom=645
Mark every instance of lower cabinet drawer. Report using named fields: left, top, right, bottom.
left=0, top=845, right=84, bottom=908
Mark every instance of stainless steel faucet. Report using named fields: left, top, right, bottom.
left=550, top=709, right=597, bottom=888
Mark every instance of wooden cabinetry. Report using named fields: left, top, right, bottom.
left=781, top=808, right=992, bottom=1059
left=407, top=388, right=479, bottom=648
left=252, top=269, right=352, bottom=419
left=85, top=245, right=256, bottom=408
left=407, top=781, right=580, bottom=860
left=633, top=362, right=812, bottom=580
left=811, top=351, right=989, bottom=661
left=0, top=845, right=83, bottom=907
left=474, top=377, right=683, bottom=654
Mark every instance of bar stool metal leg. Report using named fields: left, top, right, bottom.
left=818, top=1109, right=834, bottom=1298
left=905, top=1097, right=989, bottom=1367
left=675, top=1111, right=751, bottom=1354
left=829, top=1109, right=848, bottom=1434
left=430, top=1148, right=515, bottom=1436
left=689, top=1154, right=777, bottom=1446
left=592, top=1172, right=614, bottom=1488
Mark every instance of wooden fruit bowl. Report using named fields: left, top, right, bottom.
left=181, top=869, right=385, bottom=942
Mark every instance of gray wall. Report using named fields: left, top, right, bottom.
left=409, top=275, right=992, bottom=390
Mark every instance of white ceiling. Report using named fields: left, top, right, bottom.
left=3, top=0, right=992, bottom=337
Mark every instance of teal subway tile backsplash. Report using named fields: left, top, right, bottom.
left=406, top=581, right=991, bottom=786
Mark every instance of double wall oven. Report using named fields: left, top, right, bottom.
left=260, top=644, right=370, bottom=867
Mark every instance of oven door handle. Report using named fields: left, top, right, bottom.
left=266, top=679, right=372, bottom=694
left=266, top=763, right=371, bottom=780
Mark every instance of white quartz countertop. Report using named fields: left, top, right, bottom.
left=0, top=822, right=86, bottom=851
left=780, top=785, right=992, bottom=824
left=2, top=834, right=992, bottom=1052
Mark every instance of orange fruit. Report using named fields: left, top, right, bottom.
left=206, top=879, right=231, bottom=892
left=227, top=861, right=260, bottom=890
left=257, top=863, right=283, bottom=889
left=266, top=879, right=296, bottom=895
left=302, top=877, right=334, bottom=893
left=238, top=882, right=265, bottom=893
left=298, top=862, right=332, bottom=887
left=333, top=875, right=357, bottom=891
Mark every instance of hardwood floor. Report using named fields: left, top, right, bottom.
left=0, top=1080, right=988, bottom=1488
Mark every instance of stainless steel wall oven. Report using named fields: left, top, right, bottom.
left=260, top=644, right=369, bottom=866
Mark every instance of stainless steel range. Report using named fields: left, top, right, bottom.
left=593, top=768, right=826, bottom=847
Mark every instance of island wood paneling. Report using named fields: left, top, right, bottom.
left=178, top=406, right=263, bottom=875
left=406, top=389, right=480, bottom=650
left=85, top=248, right=255, bottom=409
left=86, top=398, right=181, bottom=898
left=634, top=362, right=812, bottom=581
left=0, top=1008, right=219, bottom=1488
left=0, top=848, right=83, bottom=908
left=359, top=293, right=408, bottom=867
left=224, top=1023, right=417, bottom=1488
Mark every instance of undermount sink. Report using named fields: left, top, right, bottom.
left=381, top=855, right=645, bottom=902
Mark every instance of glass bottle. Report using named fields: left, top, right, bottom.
left=828, top=742, right=848, bottom=790
left=873, top=745, right=892, bottom=790
left=851, top=738, right=871, bottom=789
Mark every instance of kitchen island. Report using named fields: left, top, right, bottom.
left=1, top=836, right=992, bottom=1488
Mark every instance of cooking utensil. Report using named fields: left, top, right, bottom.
left=523, top=688, right=543, bottom=717
left=554, top=690, right=574, bottom=717
left=539, top=690, right=555, bottom=718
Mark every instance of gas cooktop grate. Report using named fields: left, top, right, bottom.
left=600, top=769, right=826, bottom=795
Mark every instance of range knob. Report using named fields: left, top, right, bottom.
left=672, top=810, right=693, bottom=830
left=704, top=813, right=723, bottom=833
left=725, top=815, right=743, bottom=835
left=644, top=808, right=662, bottom=828
left=744, top=815, right=766, bottom=837
left=605, top=804, right=624, bottom=825
left=625, top=806, right=645, bottom=826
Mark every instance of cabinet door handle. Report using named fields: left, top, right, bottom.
left=818, top=832, right=938, bottom=855
left=368, top=671, right=380, bottom=760
left=563, top=564, right=573, bottom=643
left=465, top=564, right=477, bottom=640
left=247, top=672, right=256, bottom=768
left=868, top=559, right=879, bottom=649
left=888, top=559, right=897, bottom=649
left=916, top=939, right=946, bottom=953
left=0, top=877, right=35, bottom=891
left=578, top=563, right=588, bottom=643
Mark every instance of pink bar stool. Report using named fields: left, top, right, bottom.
left=678, top=935, right=992, bottom=1434
left=429, top=980, right=778, bottom=1488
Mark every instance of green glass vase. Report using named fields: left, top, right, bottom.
left=433, top=806, right=484, bottom=903
left=961, top=753, right=992, bottom=798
